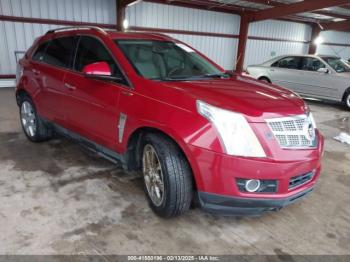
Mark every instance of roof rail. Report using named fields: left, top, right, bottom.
left=46, top=26, right=107, bottom=35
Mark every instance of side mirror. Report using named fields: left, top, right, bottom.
left=83, top=61, right=123, bottom=81
left=317, top=68, right=329, bottom=74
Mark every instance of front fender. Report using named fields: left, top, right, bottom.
left=118, top=90, right=225, bottom=191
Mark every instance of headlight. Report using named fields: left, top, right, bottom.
left=309, top=112, right=317, bottom=128
left=197, top=100, right=266, bottom=157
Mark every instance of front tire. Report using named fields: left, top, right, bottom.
left=141, top=133, right=193, bottom=218
left=19, top=95, right=52, bottom=142
left=343, top=91, right=350, bottom=110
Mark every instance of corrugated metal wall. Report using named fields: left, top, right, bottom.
left=0, top=0, right=116, bottom=76
left=0, top=0, right=319, bottom=77
left=317, top=31, right=350, bottom=60
left=0, top=0, right=115, bottom=23
left=126, top=1, right=240, bottom=70
left=245, top=20, right=312, bottom=67
left=0, top=22, right=55, bottom=76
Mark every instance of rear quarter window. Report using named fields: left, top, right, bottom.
left=43, top=37, right=77, bottom=68
left=32, top=41, right=50, bottom=62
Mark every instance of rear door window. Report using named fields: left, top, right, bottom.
left=272, top=56, right=302, bottom=70
left=43, top=36, right=77, bottom=68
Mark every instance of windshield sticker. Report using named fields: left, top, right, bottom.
left=176, top=43, right=195, bottom=53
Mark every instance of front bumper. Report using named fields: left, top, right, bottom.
left=198, top=186, right=314, bottom=216
left=187, top=132, right=324, bottom=215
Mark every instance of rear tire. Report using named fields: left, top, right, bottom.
left=141, top=133, right=193, bottom=218
left=343, top=90, right=350, bottom=110
left=19, top=95, right=52, bottom=142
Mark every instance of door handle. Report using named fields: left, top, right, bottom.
left=121, top=90, right=133, bottom=97
left=32, top=69, right=40, bottom=75
left=64, top=83, right=76, bottom=91
left=270, top=69, right=275, bottom=72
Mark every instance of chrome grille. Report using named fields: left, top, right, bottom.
left=289, top=171, right=315, bottom=189
left=266, top=114, right=317, bottom=149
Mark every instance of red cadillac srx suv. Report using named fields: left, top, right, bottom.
left=16, top=27, right=324, bottom=217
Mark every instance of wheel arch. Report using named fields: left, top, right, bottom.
left=342, top=87, right=350, bottom=110
left=15, top=88, right=31, bottom=106
left=342, top=87, right=350, bottom=102
left=124, top=126, right=200, bottom=191
left=258, top=76, right=271, bottom=83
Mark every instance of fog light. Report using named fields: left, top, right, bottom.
left=245, top=179, right=261, bottom=192
left=236, top=178, right=277, bottom=193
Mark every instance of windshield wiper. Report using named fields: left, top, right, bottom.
left=151, top=76, right=191, bottom=81
left=152, top=75, right=204, bottom=81
left=151, top=73, right=230, bottom=82
left=201, top=73, right=230, bottom=78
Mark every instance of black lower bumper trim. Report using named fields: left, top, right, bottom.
left=198, top=187, right=314, bottom=216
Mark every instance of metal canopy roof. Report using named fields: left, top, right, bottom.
left=144, top=0, right=350, bottom=31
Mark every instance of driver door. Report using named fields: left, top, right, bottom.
left=268, top=56, right=303, bottom=92
left=297, top=57, right=335, bottom=98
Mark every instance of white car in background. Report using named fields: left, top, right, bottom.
left=246, top=55, right=350, bottom=110
left=343, top=59, right=350, bottom=66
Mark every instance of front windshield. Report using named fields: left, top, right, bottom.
left=115, top=40, right=225, bottom=80
left=322, top=57, right=350, bottom=73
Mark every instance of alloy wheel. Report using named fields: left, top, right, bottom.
left=142, top=144, right=165, bottom=206
left=21, top=101, right=37, bottom=137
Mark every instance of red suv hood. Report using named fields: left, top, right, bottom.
left=160, top=75, right=307, bottom=122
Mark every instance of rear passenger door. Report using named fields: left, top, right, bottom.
left=63, top=35, right=127, bottom=150
left=30, top=41, right=51, bottom=118
left=268, top=56, right=303, bottom=92
left=31, top=36, right=77, bottom=125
